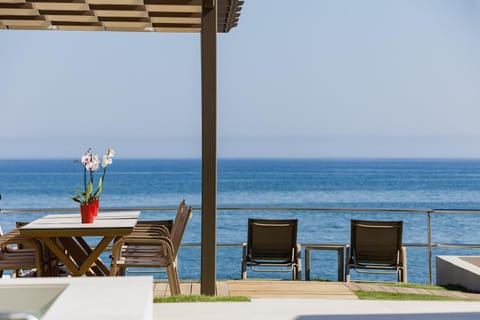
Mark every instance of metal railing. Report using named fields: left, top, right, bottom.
left=3, top=206, right=480, bottom=284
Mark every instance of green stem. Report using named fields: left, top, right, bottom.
left=102, top=167, right=107, bottom=184
left=83, top=166, right=86, bottom=197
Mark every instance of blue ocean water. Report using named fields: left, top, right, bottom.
left=2, top=158, right=480, bottom=283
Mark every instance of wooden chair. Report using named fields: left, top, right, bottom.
left=241, top=218, right=301, bottom=280
left=0, top=224, right=45, bottom=277
left=110, top=201, right=192, bottom=295
left=345, top=219, right=407, bottom=282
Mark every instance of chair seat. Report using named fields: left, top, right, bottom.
left=0, top=226, right=46, bottom=277
left=115, top=256, right=172, bottom=267
left=247, top=256, right=294, bottom=264
left=0, top=254, right=37, bottom=269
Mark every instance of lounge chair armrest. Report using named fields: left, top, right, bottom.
left=401, top=246, right=407, bottom=265
left=295, top=243, right=302, bottom=257
left=345, top=245, right=351, bottom=260
left=242, top=242, right=247, bottom=260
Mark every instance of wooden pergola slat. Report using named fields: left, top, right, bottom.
left=0, top=0, right=244, bottom=296
left=0, top=0, right=242, bottom=32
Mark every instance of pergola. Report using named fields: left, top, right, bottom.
left=0, top=0, right=244, bottom=295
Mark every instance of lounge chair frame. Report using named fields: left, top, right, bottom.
left=345, top=219, right=407, bottom=282
left=241, top=218, right=301, bottom=280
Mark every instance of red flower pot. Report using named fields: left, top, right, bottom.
left=91, top=199, right=100, bottom=216
left=80, top=203, right=95, bottom=223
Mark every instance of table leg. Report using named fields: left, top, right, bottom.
left=59, top=237, right=98, bottom=276
left=41, top=237, right=83, bottom=276
left=75, top=236, right=110, bottom=275
left=41, top=236, right=114, bottom=277
left=78, top=236, right=113, bottom=276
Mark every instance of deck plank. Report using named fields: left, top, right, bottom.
left=152, top=282, right=168, bottom=297
left=227, top=281, right=357, bottom=299
left=180, top=282, right=192, bottom=295
left=191, top=282, right=201, bottom=295
left=153, top=280, right=357, bottom=299
left=216, top=281, right=229, bottom=296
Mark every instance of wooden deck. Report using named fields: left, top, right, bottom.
left=153, top=280, right=357, bottom=299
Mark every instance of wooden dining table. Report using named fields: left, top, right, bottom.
left=19, top=211, right=140, bottom=277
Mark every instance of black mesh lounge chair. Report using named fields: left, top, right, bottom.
left=241, top=218, right=301, bottom=280
left=110, top=200, right=192, bottom=296
left=345, top=219, right=407, bottom=282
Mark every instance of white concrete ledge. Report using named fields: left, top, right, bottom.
left=0, top=276, right=153, bottom=320
left=436, top=255, right=480, bottom=292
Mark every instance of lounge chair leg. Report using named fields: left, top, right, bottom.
left=167, top=264, right=181, bottom=296
left=345, top=246, right=351, bottom=282
left=401, top=247, right=407, bottom=283
left=295, top=244, right=302, bottom=280
left=241, top=243, right=247, bottom=280
left=292, top=265, right=301, bottom=280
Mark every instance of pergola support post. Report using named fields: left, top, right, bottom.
left=200, top=0, right=217, bottom=296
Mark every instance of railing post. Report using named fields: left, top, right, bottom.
left=427, top=210, right=432, bottom=285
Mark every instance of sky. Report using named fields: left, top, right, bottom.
left=1, top=0, right=480, bottom=159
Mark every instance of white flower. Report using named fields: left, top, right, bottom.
left=81, top=148, right=92, bottom=165
left=106, top=148, right=115, bottom=158
left=85, top=154, right=99, bottom=171
left=102, top=155, right=112, bottom=168
left=102, top=148, right=114, bottom=168
left=81, top=154, right=90, bottom=165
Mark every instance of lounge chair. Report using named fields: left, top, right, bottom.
left=241, top=218, right=301, bottom=280
left=345, top=219, right=407, bottom=282
left=110, top=201, right=192, bottom=295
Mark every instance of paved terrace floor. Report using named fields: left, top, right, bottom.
left=153, top=281, right=480, bottom=320
left=153, top=280, right=480, bottom=300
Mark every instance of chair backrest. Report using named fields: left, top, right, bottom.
left=136, top=219, right=173, bottom=233
left=247, top=218, right=297, bottom=261
left=350, top=219, right=403, bottom=266
left=170, top=199, right=186, bottom=237
left=170, top=200, right=192, bottom=257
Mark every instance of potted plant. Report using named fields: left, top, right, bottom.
left=72, top=148, right=114, bottom=223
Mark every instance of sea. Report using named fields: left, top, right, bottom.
left=2, top=158, right=480, bottom=284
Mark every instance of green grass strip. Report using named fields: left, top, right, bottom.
left=154, top=295, right=251, bottom=303
left=355, top=291, right=470, bottom=301
left=362, top=282, right=447, bottom=291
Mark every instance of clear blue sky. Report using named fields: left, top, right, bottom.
left=1, top=0, right=480, bottom=159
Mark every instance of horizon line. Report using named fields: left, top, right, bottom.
left=1, top=157, right=480, bottom=161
